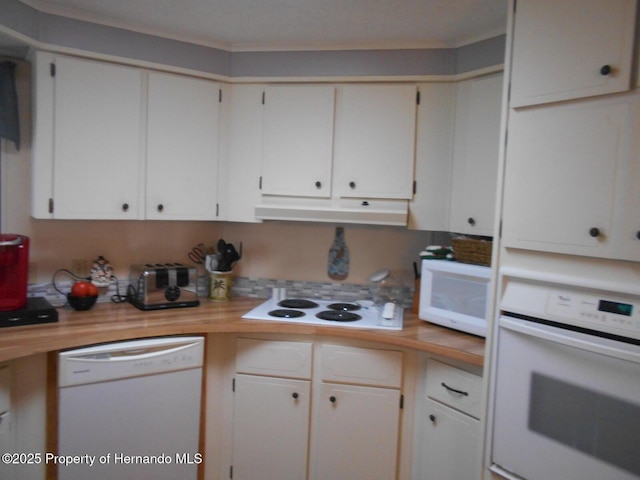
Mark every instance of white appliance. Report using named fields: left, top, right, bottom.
left=490, top=270, right=640, bottom=480
left=420, top=260, right=492, bottom=337
left=57, top=336, right=204, bottom=480
left=242, top=298, right=403, bottom=330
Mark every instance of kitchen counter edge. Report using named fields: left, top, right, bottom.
left=0, top=297, right=485, bottom=365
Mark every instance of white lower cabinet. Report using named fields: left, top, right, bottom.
left=419, top=399, right=480, bottom=480
left=416, top=358, right=483, bottom=480
left=231, top=374, right=310, bottom=480
left=231, top=338, right=313, bottom=480
left=309, top=344, right=403, bottom=480
left=231, top=338, right=403, bottom=480
left=310, top=382, right=400, bottom=480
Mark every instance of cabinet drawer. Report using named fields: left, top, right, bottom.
left=236, top=338, right=312, bottom=379
left=320, top=345, right=402, bottom=388
left=425, top=359, right=482, bottom=418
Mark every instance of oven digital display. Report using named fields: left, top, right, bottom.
left=598, top=300, right=633, bottom=317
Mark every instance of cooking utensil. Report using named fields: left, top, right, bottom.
left=215, top=239, right=242, bottom=272
left=205, top=254, right=219, bottom=273
left=188, top=244, right=207, bottom=264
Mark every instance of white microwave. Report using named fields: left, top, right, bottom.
left=419, top=260, right=492, bottom=337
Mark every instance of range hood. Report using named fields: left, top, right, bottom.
left=255, top=196, right=408, bottom=226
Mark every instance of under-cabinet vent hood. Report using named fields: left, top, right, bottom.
left=255, top=196, right=408, bottom=226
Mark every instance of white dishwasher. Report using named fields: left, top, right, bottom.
left=57, top=336, right=204, bottom=480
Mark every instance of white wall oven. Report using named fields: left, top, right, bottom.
left=490, top=269, right=640, bottom=480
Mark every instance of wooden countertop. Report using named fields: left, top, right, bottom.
left=0, top=298, right=485, bottom=366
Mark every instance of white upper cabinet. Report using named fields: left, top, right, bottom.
left=31, top=52, right=223, bottom=221
left=334, top=84, right=417, bottom=199
left=33, top=53, right=145, bottom=219
left=225, top=84, right=264, bottom=223
left=260, top=84, right=416, bottom=201
left=449, top=73, right=503, bottom=236
left=261, top=86, right=335, bottom=197
left=510, top=0, right=637, bottom=108
left=409, top=83, right=456, bottom=231
left=146, top=71, right=220, bottom=220
left=502, top=93, right=640, bottom=260
left=256, top=84, right=416, bottom=225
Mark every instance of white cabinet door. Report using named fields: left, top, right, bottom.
left=226, top=85, right=263, bottom=222
left=510, top=0, right=637, bottom=107
left=409, top=83, right=456, bottom=231
left=232, top=374, right=310, bottom=480
left=618, top=101, right=640, bottom=259
left=418, top=399, right=481, bottom=480
left=449, top=73, right=503, bottom=236
left=52, top=56, right=144, bottom=219
left=146, top=72, right=220, bottom=220
left=261, top=86, right=335, bottom=197
left=502, top=95, right=632, bottom=259
left=334, top=85, right=417, bottom=199
left=310, top=383, right=400, bottom=480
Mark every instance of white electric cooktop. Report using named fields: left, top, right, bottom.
left=242, top=298, right=403, bottom=331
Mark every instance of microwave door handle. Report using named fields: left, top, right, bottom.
left=500, top=316, right=640, bottom=364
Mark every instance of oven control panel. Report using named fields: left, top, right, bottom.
left=546, top=289, right=640, bottom=335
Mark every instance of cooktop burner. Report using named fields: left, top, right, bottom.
left=327, top=302, right=361, bottom=312
left=316, top=310, right=362, bottom=322
left=278, top=299, right=319, bottom=309
left=243, top=298, right=403, bottom=330
left=268, top=309, right=306, bottom=318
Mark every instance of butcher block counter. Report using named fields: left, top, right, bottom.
left=0, top=297, right=485, bottom=365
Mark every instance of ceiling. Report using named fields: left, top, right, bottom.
left=18, top=0, right=508, bottom=51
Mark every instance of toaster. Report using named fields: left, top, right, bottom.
left=129, top=263, right=200, bottom=310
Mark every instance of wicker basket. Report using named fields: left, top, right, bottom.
left=451, top=237, right=492, bottom=266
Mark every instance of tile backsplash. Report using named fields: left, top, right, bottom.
left=30, top=275, right=414, bottom=309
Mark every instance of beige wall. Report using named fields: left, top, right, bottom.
left=2, top=60, right=438, bottom=288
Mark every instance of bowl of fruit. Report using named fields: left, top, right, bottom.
left=67, top=280, right=99, bottom=311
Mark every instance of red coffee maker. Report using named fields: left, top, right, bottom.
left=0, top=234, right=29, bottom=311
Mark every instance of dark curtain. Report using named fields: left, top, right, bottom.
left=0, top=61, right=20, bottom=151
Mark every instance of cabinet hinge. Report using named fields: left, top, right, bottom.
left=400, top=394, right=404, bottom=409
left=499, top=219, right=503, bottom=238
left=216, top=203, right=219, bottom=217
left=48, top=198, right=54, bottom=214
left=416, top=90, right=421, bottom=105
left=412, top=180, right=417, bottom=195
left=232, top=377, right=235, bottom=392
left=50, top=63, right=56, bottom=77
left=230, top=465, right=233, bottom=479
left=219, top=88, right=222, bottom=103
left=259, top=176, right=262, bottom=190
left=262, top=91, right=265, bottom=105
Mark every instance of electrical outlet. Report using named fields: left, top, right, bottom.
left=71, top=259, right=88, bottom=277
left=28, top=262, right=38, bottom=284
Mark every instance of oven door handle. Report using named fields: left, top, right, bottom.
left=489, top=464, right=526, bottom=480
left=500, top=316, right=640, bottom=364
